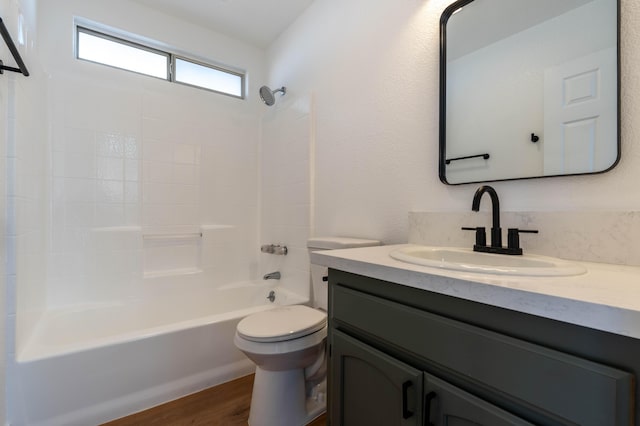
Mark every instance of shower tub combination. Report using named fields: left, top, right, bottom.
left=14, top=279, right=306, bottom=426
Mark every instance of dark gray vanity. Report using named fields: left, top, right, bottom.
left=326, top=268, right=639, bottom=425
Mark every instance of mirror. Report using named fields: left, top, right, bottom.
left=439, top=0, right=620, bottom=185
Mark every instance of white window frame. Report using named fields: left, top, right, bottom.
left=75, top=24, right=246, bottom=99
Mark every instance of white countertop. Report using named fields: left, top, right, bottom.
left=311, top=244, right=640, bottom=340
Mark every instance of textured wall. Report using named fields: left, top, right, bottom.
left=267, top=0, right=640, bottom=244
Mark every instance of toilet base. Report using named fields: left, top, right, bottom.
left=248, top=366, right=326, bottom=426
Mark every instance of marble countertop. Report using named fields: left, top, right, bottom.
left=311, top=244, right=640, bottom=340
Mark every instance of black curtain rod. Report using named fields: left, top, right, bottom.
left=0, top=17, right=29, bottom=76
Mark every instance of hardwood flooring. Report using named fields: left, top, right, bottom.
left=103, top=374, right=327, bottom=426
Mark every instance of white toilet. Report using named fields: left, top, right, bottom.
left=234, top=237, right=381, bottom=426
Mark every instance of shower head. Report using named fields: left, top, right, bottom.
left=259, top=85, right=286, bottom=106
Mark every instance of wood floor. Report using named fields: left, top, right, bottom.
left=103, top=374, right=327, bottom=426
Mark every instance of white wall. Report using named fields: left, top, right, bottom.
left=267, top=0, right=640, bottom=245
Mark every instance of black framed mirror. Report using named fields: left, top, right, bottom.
left=439, top=0, right=620, bottom=185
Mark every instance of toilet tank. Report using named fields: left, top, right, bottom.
left=307, top=237, right=381, bottom=310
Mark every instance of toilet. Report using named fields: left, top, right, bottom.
left=234, top=237, right=381, bottom=426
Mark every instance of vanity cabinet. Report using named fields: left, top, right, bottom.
left=327, top=270, right=638, bottom=426
left=332, top=330, right=533, bottom=426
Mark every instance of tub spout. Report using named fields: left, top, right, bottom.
left=263, top=271, right=281, bottom=280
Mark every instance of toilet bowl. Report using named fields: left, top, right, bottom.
left=234, top=237, right=380, bottom=426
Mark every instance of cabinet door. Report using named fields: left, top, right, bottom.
left=423, top=372, right=534, bottom=426
left=330, top=330, right=423, bottom=426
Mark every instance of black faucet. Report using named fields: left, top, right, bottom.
left=472, top=185, right=502, bottom=248
left=463, top=185, right=538, bottom=255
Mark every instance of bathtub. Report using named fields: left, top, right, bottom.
left=13, top=281, right=307, bottom=426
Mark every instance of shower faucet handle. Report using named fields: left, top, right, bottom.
left=260, top=244, right=288, bottom=255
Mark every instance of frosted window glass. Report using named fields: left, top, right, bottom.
left=77, top=31, right=168, bottom=79
left=175, top=58, right=243, bottom=97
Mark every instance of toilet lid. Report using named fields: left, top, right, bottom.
left=237, top=305, right=327, bottom=343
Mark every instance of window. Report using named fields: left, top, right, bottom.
left=75, top=25, right=245, bottom=99
left=174, top=57, right=243, bottom=97
left=77, top=28, right=169, bottom=79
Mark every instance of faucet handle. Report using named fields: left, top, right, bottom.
left=507, top=228, right=539, bottom=252
left=462, top=226, right=487, bottom=247
left=260, top=244, right=288, bottom=255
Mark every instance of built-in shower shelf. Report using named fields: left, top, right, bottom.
left=143, top=267, right=203, bottom=279
left=142, top=232, right=203, bottom=241
left=143, top=229, right=203, bottom=278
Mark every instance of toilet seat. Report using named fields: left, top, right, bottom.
left=237, top=305, right=327, bottom=343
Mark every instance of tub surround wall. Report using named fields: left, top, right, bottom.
left=0, top=0, right=46, bottom=423
left=36, top=0, right=264, bottom=310
left=8, top=1, right=267, bottom=424
left=44, top=74, right=260, bottom=308
left=408, top=211, right=640, bottom=267
left=259, top=92, right=314, bottom=299
left=55, top=224, right=250, bottom=299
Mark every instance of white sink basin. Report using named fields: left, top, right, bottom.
left=389, top=246, right=587, bottom=277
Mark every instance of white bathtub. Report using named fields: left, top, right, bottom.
left=13, top=281, right=307, bottom=426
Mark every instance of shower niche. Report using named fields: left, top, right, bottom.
left=141, top=224, right=241, bottom=279
left=143, top=231, right=203, bottom=279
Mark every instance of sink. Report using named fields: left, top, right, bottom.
left=389, top=246, right=587, bottom=277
